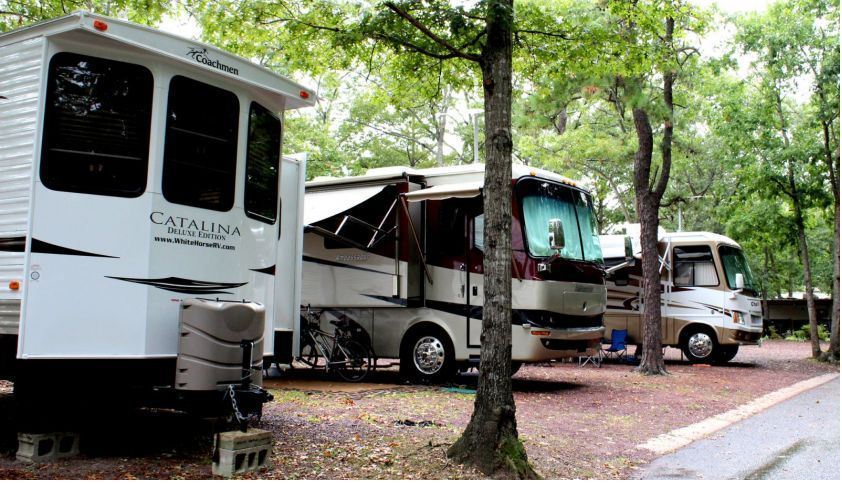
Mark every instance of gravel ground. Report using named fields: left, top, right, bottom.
left=0, top=340, right=837, bottom=479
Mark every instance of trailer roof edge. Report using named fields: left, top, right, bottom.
left=0, top=11, right=316, bottom=110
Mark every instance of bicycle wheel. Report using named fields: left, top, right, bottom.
left=333, top=340, right=372, bottom=382
left=298, top=333, right=322, bottom=368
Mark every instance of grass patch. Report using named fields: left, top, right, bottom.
left=269, top=389, right=310, bottom=403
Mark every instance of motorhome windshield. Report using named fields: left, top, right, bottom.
left=719, top=245, right=757, bottom=292
left=518, top=179, right=603, bottom=263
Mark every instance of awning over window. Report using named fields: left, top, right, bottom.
left=304, top=185, right=386, bottom=225
left=403, top=181, right=482, bottom=203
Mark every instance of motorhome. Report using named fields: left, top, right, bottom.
left=275, top=164, right=607, bottom=381
left=0, top=12, right=314, bottom=417
left=601, top=229, right=763, bottom=364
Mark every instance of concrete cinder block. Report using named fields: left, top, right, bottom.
left=16, top=432, right=79, bottom=463
left=212, top=429, right=272, bottom=477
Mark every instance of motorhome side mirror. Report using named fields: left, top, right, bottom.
left=623, top=235, right=634, bottom=259
left=612, top=271, right=629, bottom=287
left=548, top=219, right=565, bottom=251
left=735, top=273, right=745, bottom=290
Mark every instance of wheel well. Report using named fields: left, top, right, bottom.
left=400, top=322, right=453, bottom=354
left=679, top=323, right=718, bottom=345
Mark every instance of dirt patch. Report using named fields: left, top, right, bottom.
left=0, top=340, right=836, bottom=479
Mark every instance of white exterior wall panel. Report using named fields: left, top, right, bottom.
left=0, top=37, right=43, bottom=334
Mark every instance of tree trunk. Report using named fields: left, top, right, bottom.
left=819, top=119, right=840, bottom=362
left=632, top=106, right=667, bottom=376
left=824, top=199, right=841, bottom=361
left=774, top=90, right=821, bottom=358
left=631, top=16, right=673, bottom=376
left=447, top=0, right=536, bottom=478
left=788, top=163, right=821, bottom=358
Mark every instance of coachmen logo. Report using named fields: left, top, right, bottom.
left=186, top=47, right=239, bottom=75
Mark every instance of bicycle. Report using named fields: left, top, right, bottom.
left=297, top=307, right=373, bottom=382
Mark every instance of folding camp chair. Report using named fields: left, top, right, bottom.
left=578, top=349, right=602, bottom=368
left=600, top=329, right=628, bottom=361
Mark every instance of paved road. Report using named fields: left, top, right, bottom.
left=635, top=376, right=840, bottom=480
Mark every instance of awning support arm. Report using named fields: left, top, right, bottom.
left=398, top=195, right=433, bottom=285
left=304, top=225, right=371, bottom=252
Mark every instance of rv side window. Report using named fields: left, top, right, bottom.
left=473, top=214, right=485, bottom=251
left=245, top=102, right=281, bottom=223
left=40, top=52, right=153, bottom=197
left=673, top=245, right=719, bottom=287
left=163, top=76, right=239, bottom=211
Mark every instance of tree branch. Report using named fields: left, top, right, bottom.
left=516, top=28, right=574, bottom=40
left=384, top=1, right=481, bottom=62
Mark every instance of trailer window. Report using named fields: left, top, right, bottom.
left=245, top=103, right=281, bottom=223
left=163, top=76, right=239, bottom=211
left=674, top=245, right=719, bottom=287
left=40, top=52, right=153, bottom=197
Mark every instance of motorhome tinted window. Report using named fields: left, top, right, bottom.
left=163, top=76, right=239, bottom=211
left=674, top=245, right=719, bottom=287
left=40, top=52, right=152, bottom=197
left=574, top=191, right=604, bottom=264
left=245, top=102, right=281, bottom=223
left=517, top=179, right=603, bottom=263
left=719, top=245, right=757, bottom=291
left=473, top=214, right=485, bottom=251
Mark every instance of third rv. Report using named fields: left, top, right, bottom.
left=601, top=230, right=763, bottom=363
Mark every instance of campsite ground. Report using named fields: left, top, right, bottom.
left=0, top=340, right=837, bottom=479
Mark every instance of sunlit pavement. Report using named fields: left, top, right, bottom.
left=634, top=376, right=840, bottom=480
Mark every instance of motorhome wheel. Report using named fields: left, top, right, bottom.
left=401, top=327, right=455, bottom=383
left=510, top=361, right=523, bottom=376
left=681, top=327, right=718, bottom=363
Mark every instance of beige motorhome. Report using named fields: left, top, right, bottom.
left=601, top=230, right=763, bottom=363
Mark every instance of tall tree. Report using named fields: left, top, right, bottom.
left=212, top=0, right=535, bottom=476
left=737, top=0, right=837, bottom=358
left=368, top=1, right=535, bottom=476
left=614, top=0, right=705, bottom=375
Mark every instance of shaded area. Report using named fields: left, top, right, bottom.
left=0, top=341, right=836, bottom=479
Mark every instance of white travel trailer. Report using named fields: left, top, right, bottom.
left=276, top=164, right=607, bottom=381
left=0, top=12, right=314, bottom=417
left=601, top=229, right=763, bottom=363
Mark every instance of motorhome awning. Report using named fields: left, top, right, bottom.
left=403, top=181, right=482, bottom=202
left=304, top=185, right=385, bottom=225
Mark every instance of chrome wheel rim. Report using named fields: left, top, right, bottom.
left=413, top=336, right=445, bottom=375
left=688, top=333, right=714, bottom=359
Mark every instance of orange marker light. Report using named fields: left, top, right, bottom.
left=530, top=330, right=550, bottom=336
left=299, top=90, right=310, bottom=99
left=93, top=20, right=108, bottom=31
left=9, top=281, right=20, bottom=291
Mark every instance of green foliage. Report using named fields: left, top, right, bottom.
left=0, top=0, right=172, bottom=31
left=785, top=323, right=830, bottom=341
left=2, top=0, right=836, bottom=297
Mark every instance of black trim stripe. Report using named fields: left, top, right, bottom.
left=0, top=236, right=24, bottom=252
left=363, top=294, right=603, bottom=330
left=251, top=265, right=275, bottom=276
left=107, top=276, right=246, bottom=295
left=32, top=239, right=118, bottom=258
left=362, top=294, right=407, bottom=306
left=0, top=236, right=118, bottom=258
left=303, top=255, right=394, bottom=276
